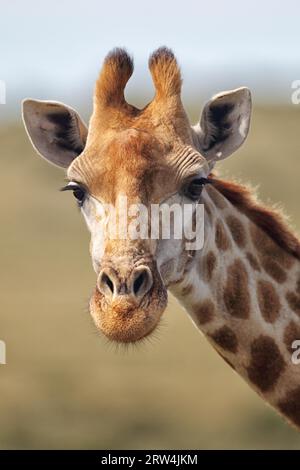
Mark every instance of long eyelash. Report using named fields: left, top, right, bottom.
left=60, top=183, right=79, bottom=192
left=60, top=182, right=87, bottom=210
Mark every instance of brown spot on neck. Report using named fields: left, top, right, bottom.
left=250, top=224, right=294, bottom=269
left=215, top=220, right=231, bottom=251
left=246, top=252, right=261, bottom=271
left=191, top=299, right=215, bottom=325
left=283, top=321, right=300, bottom=354
left=223, top=259, right=250, bottom=319
left=201, top=250, right=217, bottom=282
left=250, top=224, right=291, bottom=283
left=278, top=386, right=300, bottom=429
left=296, top=274, right=300, bottom=296
left=205, top=201, right=213, bottom=219
left=247, top=335, right=285, bottom=392
left=286, top=292, right=300, bottom=317
left=226, top=215, right=247, bottom=248
left=260, top=257, right=287, bottom=284
left=210, top=325, right=238, bottom=353
left=257, top=280, right=281, bottom=324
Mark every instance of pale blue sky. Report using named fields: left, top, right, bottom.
left=1, top=0, right=300, bottom=119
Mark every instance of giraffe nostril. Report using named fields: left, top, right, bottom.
left=97, top=269, right=118, bottom=298
left=132, top=266, right=153, bottom=298
left=133, top=272, right=146, bottom=296
left=102, top=273, right=114, bottom=294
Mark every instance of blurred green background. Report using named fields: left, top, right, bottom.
left=0, top=105, right=300, bottom=449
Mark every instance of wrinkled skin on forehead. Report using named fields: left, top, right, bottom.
left=68, top=128, right=199, bottom=204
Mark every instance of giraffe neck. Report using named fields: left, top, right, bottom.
left=169, top=183, right=300, bottom=430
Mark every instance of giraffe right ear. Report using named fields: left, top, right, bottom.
left=193, top=87, right=252, bottom=167
left=22, top=99, right=88, bottom=168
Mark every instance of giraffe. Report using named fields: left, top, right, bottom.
left=22, top=48, right=300, bottom=430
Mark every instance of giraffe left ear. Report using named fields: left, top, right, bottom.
left=193, top=87, right=252, bottom=165
left=22, top=99, right=88, bottom=168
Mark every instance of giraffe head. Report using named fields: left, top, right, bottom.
left=22, top=48, right=251, bottom=343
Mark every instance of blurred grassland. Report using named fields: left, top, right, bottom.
left=0, top=105, right=300, bottom=449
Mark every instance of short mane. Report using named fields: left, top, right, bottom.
left=210, top=174, right=300, bottom=260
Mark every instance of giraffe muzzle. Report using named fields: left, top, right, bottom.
left=89, top=260, right=168, bottom=343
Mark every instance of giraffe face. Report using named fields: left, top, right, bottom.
left=22, top=47, right=251, bottom=343
left=66, top=126, right=210, bottom=343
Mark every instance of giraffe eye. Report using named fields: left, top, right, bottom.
left=184, top=177, right=210, bottom=201
left=61, top=183, right=87, bottom=206
left=72, top=187, right=86, bottom=203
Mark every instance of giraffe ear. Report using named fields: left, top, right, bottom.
left=193, top=87, right=252, bottom=165
left=22, top=99, right=88, bottom=168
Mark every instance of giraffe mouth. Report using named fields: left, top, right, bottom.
left=89, top=286, right=168, bottom=343
left=89, top=266, right=168, bottom=343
